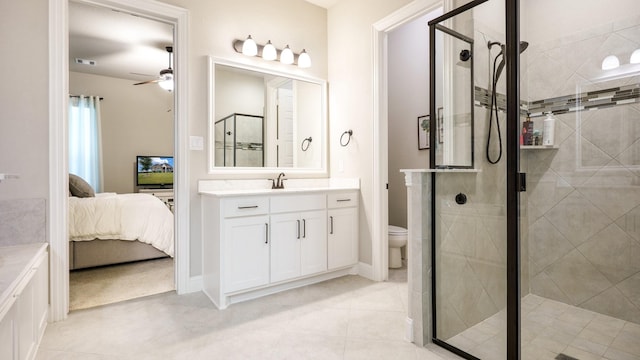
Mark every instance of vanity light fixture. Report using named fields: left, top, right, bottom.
left=241, top=35, right=258, bottom=56
left=601, top=55, right=620, bottom=70
left=298, top=49, right=311, bottom=68
left=280, top=45, right=294, bottom=65
left=262, top=40, right=277, bottom=61
left=233, top=36, right=311, bottom=68
left=630, top=49, right=640, bottom=64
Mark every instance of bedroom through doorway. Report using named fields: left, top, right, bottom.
left=67, top=1, right=176, bottom=310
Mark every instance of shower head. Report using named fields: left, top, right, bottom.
left=495, top=41, right=529, bottom=80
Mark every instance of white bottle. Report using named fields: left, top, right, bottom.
left=543, top=112, right=555, bottom=146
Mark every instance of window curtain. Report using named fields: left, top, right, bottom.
left=68, top=95, right=103, bottom=192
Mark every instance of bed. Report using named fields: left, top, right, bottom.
left=68, top=192, right=174, bottom=270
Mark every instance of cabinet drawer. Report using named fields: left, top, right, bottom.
left=271, top=194, right=326, bottom=213
left=328, top=192, right=358, bottom=208
left=223, top=196, right=269, bottom=218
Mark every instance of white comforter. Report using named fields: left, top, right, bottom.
left=68, top=193, right=174, bottom=257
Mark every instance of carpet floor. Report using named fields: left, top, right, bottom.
left=69, top=257, right=175, bottom=311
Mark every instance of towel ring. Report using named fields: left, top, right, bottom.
left=340, top=130, right=353, bottom=147
left=301, top=137, right=312, bottom=151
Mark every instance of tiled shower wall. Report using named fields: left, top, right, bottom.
left=524, top=15, right=640, bottom=324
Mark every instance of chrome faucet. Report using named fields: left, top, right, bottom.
left=271, top=172, right=286, bottom=189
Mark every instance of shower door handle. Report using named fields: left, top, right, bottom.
left=518, top=172, right=527, bottom=192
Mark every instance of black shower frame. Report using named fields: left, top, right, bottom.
left=428, top=0, right=522, bottom=359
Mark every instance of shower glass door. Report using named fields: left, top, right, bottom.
left=430, top=1, right=512, bottom=359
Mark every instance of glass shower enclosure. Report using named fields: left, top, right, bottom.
left=428, top=0, right=640, bottom=359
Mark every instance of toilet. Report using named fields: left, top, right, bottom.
left=388, top=225, right=408, bottom=269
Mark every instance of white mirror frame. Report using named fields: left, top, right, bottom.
left=207, top=56, right=328, bottom=177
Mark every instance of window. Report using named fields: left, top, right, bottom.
left=68, top=96, right=103, bottom=192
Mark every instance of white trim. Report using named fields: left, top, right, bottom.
left=357, top=261, right=374, bottom=280
left=186, top=275, right=203, bottom=294
left=49, top=0, right=191, bottom=321
left=49, top=0, right=69, bottom=322
left=406, top=317, right=414, bottom=342
left=371, top=0, right=443, bottom=283
left=209, top=267, right=357, bottom=310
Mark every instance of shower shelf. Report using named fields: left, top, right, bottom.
left=520, top=145, right=559, bottom=150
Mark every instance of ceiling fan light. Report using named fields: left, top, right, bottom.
left=280, top=45, right=294, bottom=65
left=262, top=40, right=277, bottom=61
left=158, top=78, right=174, bottom=92
left=297, top=49, right=311, bottom=68
left=242, top=35, right=258, bottom=57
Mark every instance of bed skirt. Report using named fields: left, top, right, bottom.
left=69, top=239, right=169, bottom=270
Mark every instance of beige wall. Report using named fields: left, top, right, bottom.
left=387, top=11, right=435, bottom=229
left=69, top=72, right=174, bottom=194
left=0, top=0, right=49, bottom=201
left=327, top=0, right=412, bottom=264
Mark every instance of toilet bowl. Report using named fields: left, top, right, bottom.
left=388, top=225, right=408, bottom=269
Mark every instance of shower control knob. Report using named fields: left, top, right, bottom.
left=455, top=193, right=467, bottom=205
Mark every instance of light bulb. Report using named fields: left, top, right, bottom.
left=242, top=35, right=258, bottom=56
left=280, top=45, right=294, bottom=65
left=601, top=55, right=620, bottom=70
left=630, top=49, right=640, bottom=64
left=262, top=40, right=277, bottom=61
left=159, top=78, right=174, bottom=92
left=297, top=49, right=311, bottom=68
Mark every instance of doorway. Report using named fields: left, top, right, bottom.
left=48, top=0, right=189, bottom=321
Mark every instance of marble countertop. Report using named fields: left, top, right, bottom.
left=0, top=243, right=48, bottom=317
left=400, top=168, right=481, bottom=173
left=198, top=178, right=360, bottom=197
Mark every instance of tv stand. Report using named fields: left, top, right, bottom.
left=139, top=188, right=174, bottom=212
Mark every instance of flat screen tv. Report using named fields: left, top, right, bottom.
left=136, top=155, right=174, bottom=188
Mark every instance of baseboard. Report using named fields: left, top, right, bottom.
left=184, top=275, right=203, bottom=294
left=358, top=262, right=374, bottom=280
left=405, top=317, right=414, bottom=342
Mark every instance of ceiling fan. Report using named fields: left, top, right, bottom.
left=134, top=46, right=173, bottom=91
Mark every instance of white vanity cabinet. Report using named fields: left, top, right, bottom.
left=327, top=192, right=359, bottom=270
left=201, top=187, right=359, bottom=309
left=270, top=194, right=327, bottom=283
left=0, top=244, right=48, bottom=360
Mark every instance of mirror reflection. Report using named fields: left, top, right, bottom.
left=211, top=61, right=326, bottom=172
left=433, top=22, right=475, bottom=168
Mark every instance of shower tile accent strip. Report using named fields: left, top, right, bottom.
left=474, top=83, right=640, bottom=117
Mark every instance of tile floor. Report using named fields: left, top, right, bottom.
left=36, top=268, right=462, bottom=360
left=446, top=294, right=640, bottom=360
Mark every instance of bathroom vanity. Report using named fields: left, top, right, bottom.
left=199, top=179, right=359, bottom=309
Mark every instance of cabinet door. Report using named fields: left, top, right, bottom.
left=300, top=210, right=327, bottom=276
left=224, top=215, right=270, bottom=293
left=270, top=212, right=302, bottom=283
left=17, top=274, right=35, bottom=360
left=328, top=207, right=359, bottom=270
left=0, top=301, right=16, bottom=360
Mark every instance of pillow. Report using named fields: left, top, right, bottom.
left=69, top=174, right=95, bottom=198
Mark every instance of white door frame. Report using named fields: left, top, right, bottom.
left=48, top=0, right=189, bottom=321
left=371, top=0, right=442, bottom=281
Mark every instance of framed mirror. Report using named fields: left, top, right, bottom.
left=431, top=21, right=475, bottom=168
left=208, top=57, right=327, bottom=176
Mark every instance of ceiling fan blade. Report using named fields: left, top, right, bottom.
left=133, top=79, right=160, bottom=85
left=130, top=72, right=156, bottom=77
